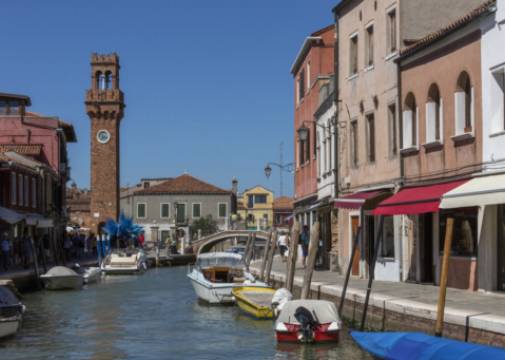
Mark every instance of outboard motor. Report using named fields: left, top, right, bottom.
left=271, top=288, right=293, bottom=318
left=294, top=306, right=318, bottom=343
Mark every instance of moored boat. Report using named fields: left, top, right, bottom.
left=82, top=267, right=101, bottom=284
left=187, top=252, right=269, bottom=304
left=351, top=331, right=505, bottom=360
left=102, top=249, right=147, bottom=275
left=40, top=266, right=83, bottom=290
left=232, top=286, right=276, bottom=319
left=274, top=300, right=341, bottom=343
left=0, top=283, right=25, bottom=339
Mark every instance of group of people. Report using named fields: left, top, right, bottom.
left=0, top=229, right=51, bottom=272
left=276, top=225, right=313, bottom=268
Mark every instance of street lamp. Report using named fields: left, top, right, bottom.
left=264, top=164, right=272, bottom=179
left=297, top=125, right=310, bottom=141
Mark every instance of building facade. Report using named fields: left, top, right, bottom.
left=237, top=186, right=274, bottom=230
left=120, top=174, right=232, bottom=248
left=272, top=196, right=294, bottom=229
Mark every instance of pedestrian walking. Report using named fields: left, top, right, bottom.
left=1, top=232, right=10, bottom=271
left=300, top=225, right=310, bottom=268
left=21, top=230, right=33, bottom=269
left=277, top=231, right=288, bottom=262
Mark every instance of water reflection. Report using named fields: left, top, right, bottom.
left=1, top=267, right=371, bottom=360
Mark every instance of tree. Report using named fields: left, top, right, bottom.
left=190, top=215, right=218, bottom=238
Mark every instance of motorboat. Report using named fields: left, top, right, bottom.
left=73, top=265, right=101, bottom=284
left=0, top=283, right=25, bottom=339
left=232, top=286, right=276, bottom=319
left=274, top=299, right=341, bottom=343
left=101, top=249, right=147, bottom=275
left=351, top=331, right=505, bottom=359
left=40, top=266, right=83, bottom=290
left=187, top=252, right=269, bottom=304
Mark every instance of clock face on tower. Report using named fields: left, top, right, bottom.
left=96, top=129, right=111, bottom=144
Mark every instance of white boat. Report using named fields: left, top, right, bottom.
left=40, top=266, right=83, bottom=290
left=102, top=249, right=147, bottom=275
left=73, top=264, right=101, bottom=284
left=0, top=284, right=25, bottom=339
left=187, top=252, right=269, bottom=304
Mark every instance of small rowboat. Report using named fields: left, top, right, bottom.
left=232, top=286, right=276, bottom=319
left=351, top=331, right=505, bottom=359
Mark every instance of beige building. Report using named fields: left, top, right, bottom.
left=237, top=186, right=274, bottom=230
left=333, top=0, right=488, bottom=281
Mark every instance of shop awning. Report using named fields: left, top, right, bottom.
left=334, top=190, right=390, bottom=210
left=373, top=180, right=468, bottom=216
left=440, top=173, right=505, bottom=209
left=25, top=213, right=53, bottom=228
left=0, top=206, right=25, bottom=224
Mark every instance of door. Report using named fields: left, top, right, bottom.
left=498, top=206, right=505, bottom=290
left=351, top=216, right=360, bottom=276
left=176, top=203, right=186, bottom=224
left=421, top=213, right=434, bottom=283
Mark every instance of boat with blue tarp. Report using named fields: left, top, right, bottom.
left=351, top=331, right=505, bottom=359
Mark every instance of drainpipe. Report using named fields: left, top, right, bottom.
left=332, top=12, right=340, bottom=272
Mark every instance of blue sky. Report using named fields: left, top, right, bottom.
left=0, top=0, right=336, bottom=196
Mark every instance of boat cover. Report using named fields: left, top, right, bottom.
left=351, top=331, right=505, bottom=360
left=277, top=300, right=339, bottom=324
left=0, top=286, right=19, bottom=306
left=42, top=266, right=79, bottom=277
left=196, top=252, right=243, bottom=268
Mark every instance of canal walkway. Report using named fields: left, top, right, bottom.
left=251, top=257, right=505, bottom=346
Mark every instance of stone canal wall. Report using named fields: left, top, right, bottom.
left=254, top=268, right=505, bottom=348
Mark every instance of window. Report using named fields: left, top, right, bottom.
left=440, top=207, right=478, bottom=257
left=455, top=71, right=473, bottom=135
left=350, top=119, right=358, bottom=167
left=137, top=203, right=146, bottom=219
left=350, top=34, right=358, bottom=76
left=491, top=69, right=505, bottom=133
left=402, top=93, right=418, bottom=148
left=10, top=172, right=16, bottom=205
left=218, top=203, right=227, bottom=218
left=298, top=69, right=305, bottom=101
left=426, top=84, right=442, bottom=143
left=0, top=101, right=7, bottom=115
left=366, top=113, right=375, bottom=162
left=18, top=174, right=23, bottom=207
left=321, top=132, right=327, bottom=174
left=388, top=103, right=397, bottom=156
left=160, top=203, right=170, bottom=218
left=365, top=24, right=374, bottom=67
left=192, top=203, right=201, bottom=218
left=326, top=124, right=332, bottom=173
left=254, top=194, right=267, bottom=204
left=247, top=194, right=254, bottom=208
left=387, top=8, right=397, bottom=54
left=379, top=216, right=395, bottom=258
left=307, top=62, right=311, bottom=91
left=306, top=128, right=311, bottom=163
left=160, top=230, right=170, bottom=243
left=317, top=132, right=322, bottom=177
left=24, top=175, right=28, bottom=207
left=105, top=71, right=112, bottom=89
left=298, top=138, right=305, bottom=165
left=31, top=178, right=36, bottom=208
left=176, top=203, right=186, bottom=223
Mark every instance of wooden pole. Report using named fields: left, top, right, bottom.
left=265, top=229, right=278, bottom=284
left=360, top=216, right=384, bottom=331
left=435, top=217, right=454, bottom=337
left=243, top=233, right=252, bottom=265
left=301, top=221, right=320, bottom=299
left=245, top=232, right=256, bottom=270
left=338, top=225, right=362, bottom=316
left=286, top=221, right=301, bottom=293
left=260, top=230, right=273, bottom=280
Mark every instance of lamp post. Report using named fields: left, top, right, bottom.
left=264, top=142, right=294, bottom=196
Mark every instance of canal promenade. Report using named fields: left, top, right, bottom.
left=251, top=257, right=505, bottom=347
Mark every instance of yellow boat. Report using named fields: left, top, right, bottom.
left=232, top=286, right=276, bottom=319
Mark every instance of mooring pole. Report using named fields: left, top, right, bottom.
left=435, top=217, right=454, bottom=337
left=265, top=229, right=278, bottom=283
left=286, top=220, right=301, bottom=293
left=338, top=225, right=362, bottom=316
left=301, top=221, right=320, bottom=299
left=243, top=233, right=252, bottom=268
left=245, top=232, right=256, bottom=270
left=260, top=230, right=273, bottom=280
left=360, top=216, right=384, bottom=331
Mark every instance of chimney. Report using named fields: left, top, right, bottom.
left=232, top=177, right=238, bottom=195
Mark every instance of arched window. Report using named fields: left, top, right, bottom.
left=426, top=84, right=442, bottom=143
left=96, top=71, right=106, bottom=90
left=455, top=71, right=473, bottom=134
left=105, top=71, right=113, bottom=89
left=403, top=92, right=417, bottom=148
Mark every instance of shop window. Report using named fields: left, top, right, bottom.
left=379, top=216, right=395, bottom=258
left=440, top=207, right=478, bottom=257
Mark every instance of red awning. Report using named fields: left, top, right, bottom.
left=373, top=180, right=468, bottom=216
left=334, top=191, right=385, bottom=210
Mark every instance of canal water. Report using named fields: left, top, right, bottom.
left=1, top=267, right=371, bottom=360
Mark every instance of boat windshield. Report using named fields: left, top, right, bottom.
left=196, top=255, right=244, bottom=269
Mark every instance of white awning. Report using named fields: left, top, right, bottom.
left=25, top=213, right=53, bottom=228
left=440, top=173, right=505, bottom=209
left=37, top=219, right=54, bottom=228
left=0, top=207, right=25, bottom=224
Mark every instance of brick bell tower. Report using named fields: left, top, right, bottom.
left=85, top=53, right=125, bottom=231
